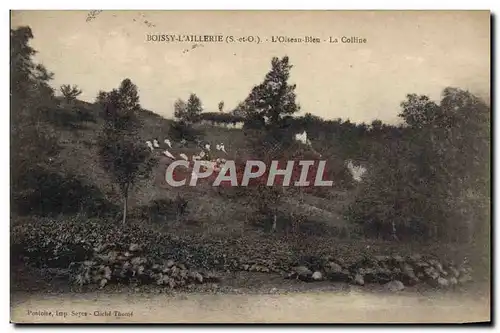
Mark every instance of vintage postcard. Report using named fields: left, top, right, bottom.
left=10, top=10, right=491, bottom=323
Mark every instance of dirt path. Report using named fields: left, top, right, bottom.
left=11, top=288, right=490, bottom=324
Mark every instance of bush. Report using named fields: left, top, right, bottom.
left=199, top=112, right=244, bottom=125
left=11, top=170, right=119, bottom=218
left=11, top=217, right=225, bottom=289
left=11, top=217, right=226, bottom=271
left=42, top=103, right=97, bottom=130
left=168, top=120, right=204, bottom=143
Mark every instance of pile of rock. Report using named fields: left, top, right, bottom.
left=66, top=241, right=473, bottom=292
left=68, top=243, right=219, bottom=289
left=284, top=254, right=473, bottom=289
left=237, top=258, right=286, bottom=274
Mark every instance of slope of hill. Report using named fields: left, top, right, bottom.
left=40, top=98, right=355, bottom=237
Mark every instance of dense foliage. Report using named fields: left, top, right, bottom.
left=11, top=27, right=60, bottom=198
left=199, top=112, right=244, bottom=125
left=345, top=88, right=490, bottom=243
left=170, top=93, right=205, bottom=142
left=10, top=27, right=102, bottom=217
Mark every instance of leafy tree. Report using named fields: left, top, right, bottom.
left=173, top=93, right=203, bottom=124
left=399, top=94, right=441, bottom=129
left=243, top=56, right=300, bottom=128
left=95, top=90, right=109, bottom=105
left=94, top=90, right=110, bottom=117
left=301, top=112, right=323, bottom=128
left=218, top=100, right=224, bottom=113
left=97, top=79, right=156, bottom=224
left=60, top=84, right=82, bottom=102
left=238, top=56, right=304, bottom=232
left=423, top=88, right=490, bottom=241
left=10, top=26, right=60, bottom=197
left=346, top=87, right=490, bottom=242
left=171, top=93, right=204, bottom=142
left=11, top=27, right=44, bottom=98
left=242, top=56, right=302, bottom=156
left=173, top=98, right=187, bottom=120
left=232, top=102, right=248, bottom=118
left=370, top=119, right=383, bottom=131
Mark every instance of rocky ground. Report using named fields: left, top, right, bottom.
left=11, top=242, right=486, bottom=296
left=11, top=221, right=490, bottom=324
left=10, top=250, right=491, bottom=323
left=67, top=243, right=476, bottom=290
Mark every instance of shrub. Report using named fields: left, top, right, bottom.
left=199, top=112, right=244, bottom=125
left=11, top=170, right=119, bottom=218
left=168, top=120, right=204, bottom=143
left=11, top=217, right=226, bottom=271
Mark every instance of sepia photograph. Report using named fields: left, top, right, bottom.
left=9, top=10, right=491, bottom=324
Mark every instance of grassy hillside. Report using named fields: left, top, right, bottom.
left=40, top=98, right=354, bottom=239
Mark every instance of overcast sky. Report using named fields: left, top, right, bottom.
left=11, top=10, right=490, bottom=124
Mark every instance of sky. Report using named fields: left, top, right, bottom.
left=11, top=10, right=490, bottom=124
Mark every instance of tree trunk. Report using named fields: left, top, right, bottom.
left=122, top=184, right=129, bottom=225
